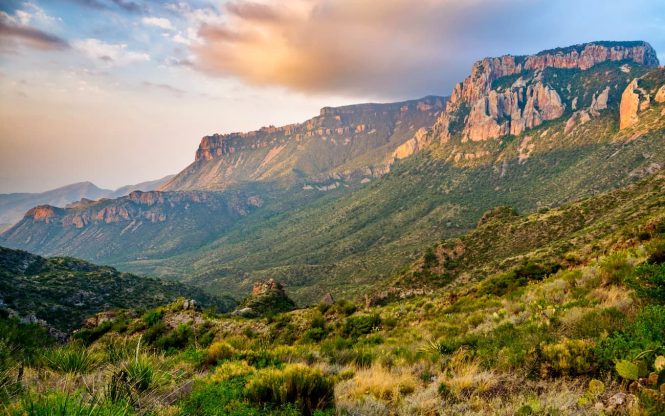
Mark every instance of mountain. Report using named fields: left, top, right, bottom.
left=0, top=190, right=263, bottom=263
left=0, top=246, right=237, bottom=335
left=160, top=96, right=446, bottom=191
left=3, top=167, right=664, bottom=415
left=2, top=41, right=664, bottom=304
left=0, top=175, right=174, bottom=228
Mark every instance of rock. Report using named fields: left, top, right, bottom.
left=656, top=85, right=665, bottom=103
left=232, top=307, right=257, bottom=318
left=620, top=79, right=641, bottom=129
left=565, top=110, right=592, bottom=134
left=391, top=127, right=430, bottom=160
left=321, top=293, right=335, bottom=306
left=235, top=278, right=296, bottom=317
left=590, top=87, right=610, bottom=115
left=462, top=81, right=564, bottom=141
left=182, top=299, right=198, bottom=310
left=608, top=392, right=626, bottom=407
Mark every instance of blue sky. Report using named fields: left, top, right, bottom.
left=1, top=0, right=664, bottom=192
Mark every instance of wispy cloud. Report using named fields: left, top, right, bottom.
left=73, top=38, right=149, bottom=64
left=0, top=11, right=68, bottom=50
left=142, top=16, right=172, bottom=30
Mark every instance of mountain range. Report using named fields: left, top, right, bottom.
left=0, top=175, right=174, bottom=230
left=2, top=41, right=664, bottom=304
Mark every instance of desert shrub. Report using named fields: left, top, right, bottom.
left=0, top=317, right=52, bottom=367
left=302, top=328, right=326, bottom=343
left=599, top=253, right=632, bottom=285
left=647, top=241, right=665, bottom=264
left=143, top=321, right=168, bottom=345
left=343, top=314, right=381, bottom=338
left=142, top=309, right=163, bottom=326
left=73, top=320, right=113, bottom=346
left=211, top=360, right=254, bottom=382
left=206, top=341, right=236, bottom=365
left=155, top=323, right=193, bottom=352
left=43, top=347, right=97, bottom=374
left=245, top=364, right=334, bottom=415
left=594, top=305, right=665, bottom=370
left=179, top=377, right=257, bottom=416
left=334, top=300, right=357, bottom=316
left=539, top=338, right=595, bottom=377
left=627, top=263, right=665, bottom=303
left=565, top=307, right=626, bottom=338
left=478, top=262, right=560, bottom=297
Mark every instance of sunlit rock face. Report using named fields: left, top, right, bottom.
left=433, top=41, right=659, bottom=142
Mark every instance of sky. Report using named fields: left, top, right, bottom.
left=0, top=0, right=664, bottom=193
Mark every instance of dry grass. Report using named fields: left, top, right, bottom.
left=336, top=364, right=418, bottom=405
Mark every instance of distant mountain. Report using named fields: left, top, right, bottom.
left=0, top=175, right=174, bottom=227
left=0, top=246, right=237, bottom=335
left=2, top=41, right=664, bottom=304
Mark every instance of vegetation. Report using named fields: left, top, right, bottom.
left=0, top=247, right=237, bottom=333
left=1, top=166, right=664, bottom=414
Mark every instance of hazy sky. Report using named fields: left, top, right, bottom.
left=1, top=0, right=664, bottom=193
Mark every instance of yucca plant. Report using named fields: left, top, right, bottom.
left=44, top=347, right=97, bottom=374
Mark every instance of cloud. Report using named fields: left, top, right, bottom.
left=190, top=0, right=665, bottom=99
left=64, top=0, right=144, bottom=13
left=141, top=81, right=185, bottom=96
left=73, top=38, right=149, bottom=64
left=142, top=16, right=172, bottom=30
left=0, top=11, right=68, bottom=50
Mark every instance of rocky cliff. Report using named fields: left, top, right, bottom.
left=1, top=190, right=261, bottom=262
left=619, top=69, right=665, bottom=130
left=160, top=96, right=446, bottom=191
left=432, top=41, right=659, bottom=142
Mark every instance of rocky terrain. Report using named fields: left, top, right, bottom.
left=0, top=175, right=173, bottom=227
left=160, top=96, right=446, bottom=191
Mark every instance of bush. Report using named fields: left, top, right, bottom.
left=343, top=314, right=381, bottom=338
left=627, top=263, right=665, bottom=303
left=206, top=341, right=236, bottom=365
left=599, top=253, right=632, bottom=285
left=155, top=323, right=193, bottom=351
left=43, top=347, right=97, bottom=374
left=594, top=305, right=665, bottom=370
left=539, top=338, right=595, bottom=377
left=245, top=364, right=334, bottom=415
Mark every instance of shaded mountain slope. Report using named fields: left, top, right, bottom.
left=0, top=246, right=237, bottom=334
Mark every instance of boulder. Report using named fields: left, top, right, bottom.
left=620, top=79, right=641, bottom=130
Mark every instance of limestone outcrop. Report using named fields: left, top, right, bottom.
left=434, top=41, right=659, bottom=142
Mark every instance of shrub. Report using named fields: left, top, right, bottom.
left=594, top=305, right=665, bottom=369
left=206, top=341, right=236, bottom=365
left=302, top=327, right=326, bottom=343
left=142, top=309, right=164, bottom=326
left=155, top=323, right=193, bottom=351
left=343, top=314, right=381, bottom=338
left=43, top=347, right=97, bottom=374
left=627, top=263, right=665, bottom=303
left=245, top=364, right=334, bottom=415
left=211, top=360, right=254, bottom=382
left=539, top=338, right=594, bottom=377
left=599, top=253, right=632, bottom=285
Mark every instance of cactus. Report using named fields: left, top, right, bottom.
left=615, top=360, right=639, bottom=381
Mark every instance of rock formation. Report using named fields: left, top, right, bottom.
left=434, top=41, right=659, bottom=142
left=234, top=278, right=296, bottom=317
left=620, top=79, right=642, bottom=130
left=655, top=85, right=665, bottom=104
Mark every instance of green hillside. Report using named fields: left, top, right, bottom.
left=0, top=247, right=237, bottom=333
left=2, top=169, right=663, bottom=415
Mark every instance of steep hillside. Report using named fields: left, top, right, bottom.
left=0, top=246, right=237, bottom=334
left=0, top=175, right=173, bottom=227
left=3, top=170, right=664, bottom=415
left=160, top=96, right=446, bottom=191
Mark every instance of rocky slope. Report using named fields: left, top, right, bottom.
left=0, top=246, right=237, bottom=334
left=0, top=175, right=173, bottom=227
left=1, top=190, right=262, bottom=263
left=429, top=41, right=658, bottom=143
left=160, top=96, right=446, bottom=191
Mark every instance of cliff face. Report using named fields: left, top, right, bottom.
left=433, top=41, right=659, bottom=142
left=161, top=96, right=446, bottom=191
left=619, top=70, right=665, bottom=130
